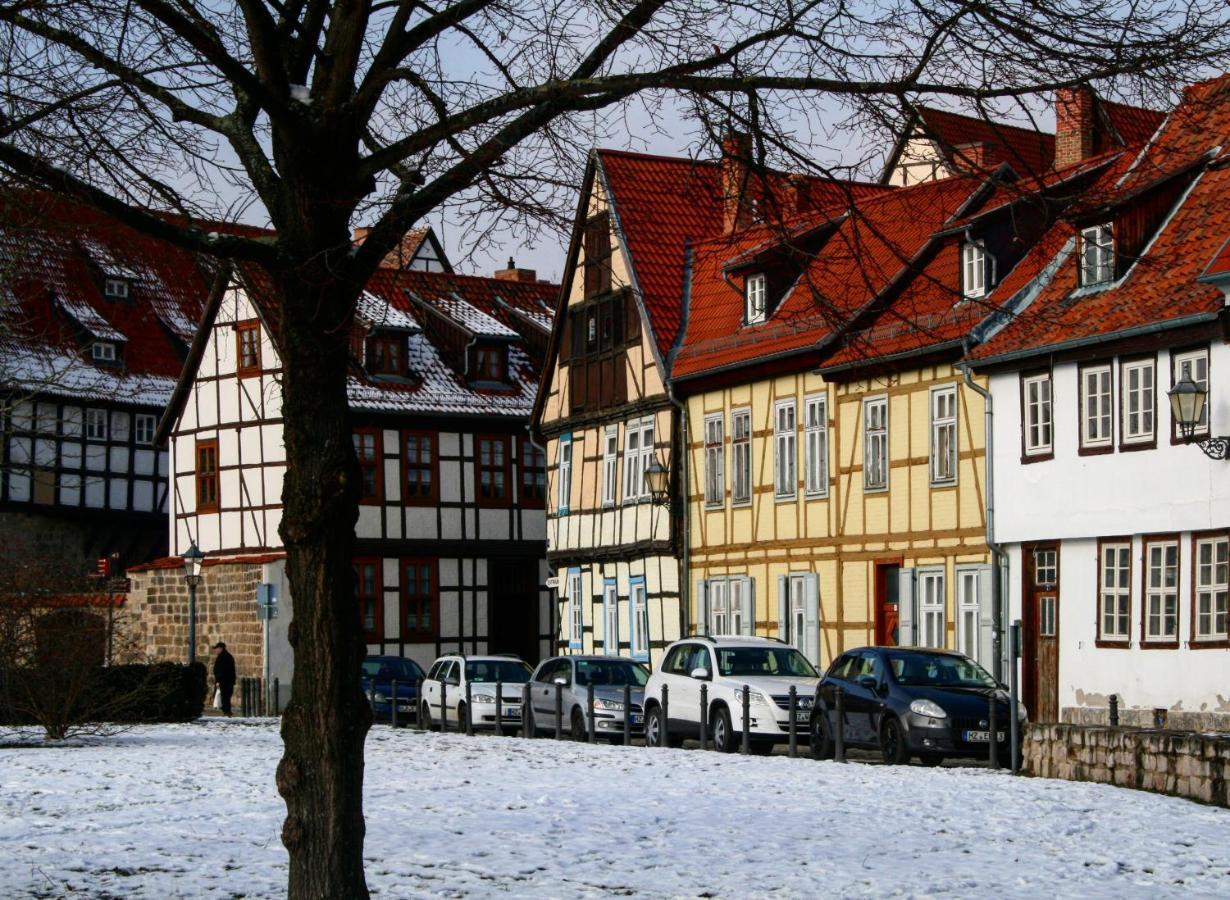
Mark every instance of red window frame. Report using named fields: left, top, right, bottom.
left=402, top=430, right=437, bottom=505
left=354, top=559, right=382, bottom=641
left=353, top=429, right=382, bottom=504
left=367, top=334, right=406, bottom=376
left=519, top=438, right=546, bottom=508
left=473, top=345, right=506, bottom=383
left=476, top=434, right=511, bottom=507
left=401, top=558, right=438, bottom=641
left=196, top=439, right=219, bottom=512
left=235, top=320, right=261, bottom=377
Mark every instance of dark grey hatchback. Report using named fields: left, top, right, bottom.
left=809, top=647, right=1026, bottom=765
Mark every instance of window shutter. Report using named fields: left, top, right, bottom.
left=777, top=575, right=788, bottom=642
left=559, top=310, right=573, bottom=361
left=697, top=579, right=709, bottom=635
left=803, top=573, right=820, bottom=664
left=897, top=568, right=917, bottom=646
left=625, top=292, right=641, bottom=341
left=740, top=576, right=754, bottom=635
left=977, top=564, right=995, bottom=669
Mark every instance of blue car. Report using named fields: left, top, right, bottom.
left=361, top=655, right=426, bottom=722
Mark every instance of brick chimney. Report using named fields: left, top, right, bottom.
left=494, top=257, right=538, bottom=282
left=353, top=226, right=429, bottom=269
left=1055, top=86, right=1096, bottom=169
left=721, top=130, right=754, bottom=233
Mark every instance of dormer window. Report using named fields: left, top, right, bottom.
left=367, top=333, right=407, bottom=376
left=962, top=241, right=988, bottom=299
left=1080, top=224, right=1114, bottom=286
left=745, top=273, right=767, bottom=324
left=103, top=278, right=130, bottom=299
left=91, top=341, right=117, bottom=362
left=473, top=345, right=507, bottom=383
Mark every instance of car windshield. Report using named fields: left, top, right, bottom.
left=362, top=658, right=424, bottom=682
left=465, top=660, right=532, bottom=684
left=715, top=647, right=818, bottom=678
left=887, top=652, right=996, bottom=688
left=574, top=660, right=649, bottom=688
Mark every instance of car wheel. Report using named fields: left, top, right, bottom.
left=571, top=708, right=588, bottom=742
left=420, top=701, right=434, bottom=731
left=919, top=753, right=944, bottom=767
left=810, top=712, right=834, bottom=760
left=645, top=705, right=666, bottom=748
left=711, top=706, right=737, bottom=753
left=880, top=716, right=909, bottom=765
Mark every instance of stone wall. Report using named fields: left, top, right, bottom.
left=1062, top=705, right=1230, bottom=733
left=1024, top=723, right=1230, bottom=808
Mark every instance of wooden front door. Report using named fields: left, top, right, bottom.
left=1022, top=545, right=1060, bottom=722
left=874, top=561, right=901, bottom=646
left=488, top=559, right=541, bottom=665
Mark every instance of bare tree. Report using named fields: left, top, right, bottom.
left=0, top=1, right=1226, bottom=894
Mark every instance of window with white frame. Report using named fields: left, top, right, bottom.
left=1174, top=348, right=1210, bottom=436
left=1022, top=373, right=1052, bottom=456
left=134, top=413, right=157, bottom=446
left=956, top=569, right=980, bottom=660
left=85, top=408, right=108, bottom=441
left=704, top=414, right=724, bottom=507
left=729, top=577, right=746, bottom=635
left=803, top=395, right=828, bottom=497
left=1195, top=536, right=1228, bottom=642
left=745, top=273, right=767, bottom=323
left=731, top=409, right=752, bottom=505
left=710, top=579, right=728, bottom=634
left=774, top=400, right=797, bottom=499
left=623, top=418, right=654, bottom=501
left=864, top=396, right=888, bottom=490
left=1145, top=538, right=1179, bottom=642
left=1034, top=548, right=1058, bottom=585
left=962, top=242, right=987, bottom=299
left=1040, top=596, right=1057, bottom=637
left=1100, top=541, right=1132, bottom=641
left=930, top=386, right=957, bottom=485
left=1079, top=223, right=1114, bottom=286
left=919, top=570, right=945, bottom=648
left=1121, top=358, right=1155, bottom=445
left=788, top=574, right=806, bottom=649
left=1080, top=364, right=1113, bottom=449
left=91, top=341, right=117, bottom=362
left=629, top=579, right=648, bottom=659
left=603, top=581, right=619, bottom=654
left=601, top=427, right=618, bottom=506
left=557, top=436, right=572, bottom=514
left=568, top=570, right=583, bottom=649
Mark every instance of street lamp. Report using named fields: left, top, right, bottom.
left=645, top=454, right=671, bottom=507
left=1168, top=376, right=1229, bottom=460
left=182, top=541, right=204, bottom=664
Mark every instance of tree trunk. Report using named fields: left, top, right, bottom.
left=272, top=259, right=372, bottom=900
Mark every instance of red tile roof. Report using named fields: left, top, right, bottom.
left=915, top=107, right=1056, bottom=177
left=1101, top=98, right=1166, bottom=148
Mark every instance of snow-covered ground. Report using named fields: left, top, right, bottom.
left=3, top=721, right=1229, bottom=898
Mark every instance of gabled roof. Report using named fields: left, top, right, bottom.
left=913, top=107, right=1056, bottom=177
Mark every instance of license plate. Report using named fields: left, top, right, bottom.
left=502, top=707, right=520, bottom=718
left=629, top=714, right=643, bottom=725
left=964, top=730, right=1005, bottom=742
left=397, top=703, right=414, bottom=711
left=793, top=710, right=811, bottom=723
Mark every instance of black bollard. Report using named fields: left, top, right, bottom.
left=391, top=679, right=399, bottom=729
left=587, top=683, right=596, bottom=743
left=1109, top=694, right=1120, bottom=727
left=741, top=684, right=751, bottom=755
left=494, top=680, right=503, bottom=737
left=788, top=685, right=798, bottom=759
left=834, top=688, right=846, bottom=763
left=440, top=681, right=448, bottom=734
left=522, top=682, right=532, bottom=738
left=273, top=677, right=280, bottom=716
left=554, top=681, right=563, bottom=739
left=699, top=683, right=709, bottom=750
left=464, top=680, right=474, bottom=736
left=416, top=679, right=424, bottom=731
left=623, top=684, right=631, bottom=745
left=988, top=696, right=1000, bottom=770
left=661, top=684, right=669, bottom=748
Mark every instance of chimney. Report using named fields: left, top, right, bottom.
left=1055, top=86, right=1096, bottom=169
left=721, top=130, right=754, bottom=233
left=352, top=226, right=428, bottom=269
left=494, top=257, right=538, bottom=282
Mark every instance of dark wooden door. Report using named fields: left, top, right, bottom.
left=874, top=561, right=901, bottom=646
left=1022, top=546, right=1060, bottom=722
left=488, top=559, right=541, bottom=666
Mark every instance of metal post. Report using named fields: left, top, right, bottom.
left=186, top=581, right=197, bottom=665
left=834, top=688, right=846, bottom=763
left=391, top=680, right=399, bottom=729
left=988, top=696, right=1000, bottom=770
left=522, top=682, right=532, bottom=737
left=622, top=684, right=631, bottom=745
left=367, top=679, right=375, bottom=716
left=699, top=683, right=709, bottom=750
left=587, top=683, right=596, bottom=743
left=494, top=679, right=503, bottom=737
left=1009, top=620, right=1022, bottom=773
left=1108, top=693, right=1119, bottom=728
left=440, top=681, right=448, bottom=734
left=788, top=685, right=798, bottom=759
left=464, top=680, right=473, bottom=736
left=661, top=683, right=669, bottom=748
left=416, top=679, right=424, bottom=731
left=741, top=684, right=750, bottom=755
left=273, top=677, right=280, bottom=716
left=554, top=681, right=563, bottom=739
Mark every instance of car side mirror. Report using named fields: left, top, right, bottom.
left=856, top=674, right=879, bottom=691
left=690, top=667, right=710, bottom=680
left=553, top=676, right=569, bottom=686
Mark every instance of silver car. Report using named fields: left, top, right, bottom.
left=529, top=656, right=648, bottom=742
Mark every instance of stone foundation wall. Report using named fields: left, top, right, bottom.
left=1024, top=723, right=1230, bottom=808
left=1062, top=705, right=1230, bottom=733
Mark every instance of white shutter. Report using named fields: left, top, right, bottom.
left=803, top=572, right=820, bottom=664
left=777, top=575, right=788, bottom=642
left=740, top=576, right=754, bottom=635
left=697, top=580, right=709, bottom=635
left=977, top=564, right=995, bottom=670
left=897, top=568, right=917, bottom=646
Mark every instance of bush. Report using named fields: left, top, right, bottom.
left=95, top=662, right=208, bottom=723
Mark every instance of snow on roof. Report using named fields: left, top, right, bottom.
left=0, top=338, right=176, bottom=406
left=356, top=290, right=419, bottom=332
left=53, top=293, right=127, bottom=342
left=427, top=291, right=519, bottom=339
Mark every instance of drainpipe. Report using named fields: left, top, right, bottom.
left=959, top=357, right=1007, bottom=683
left=664, top=379, right=690, bottom=638
left=525, top=424, right=558, bottom=652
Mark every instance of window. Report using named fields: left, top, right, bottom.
left=236, top=320, right=261, bottom=376
left=956, top=570, right=979, bottom=660
left=623, top=418, right=654, bottom=502
left=704, top=414, right=724, bottom=507
left=1173, top=348, right=1210, bottom=437
left=962, top=242, right=986, bottom=299
left=355, top=560, right=381, bottom=638
left=1022, top=373, right=1052, bottom=457
left=729, top=578, right=746, bottom=635
left=745, top=273, right=767, bottom=323
left=1079, top=223, right=1114, bottom=286
left=731, top=409, right=752, bottom=505
left=196, top=438, right=218, bottom=512
left=519, top=438, right=546, bottom=508
left=919, top=570, right=945, bottom=648
left=402, top=560, right=436, bottom=641
left=557, top=436, right=572, bottom=515
left=1194, top=536, right=1228, bottom=642
left=629, top=578, right=649, bottom=661
left=402, top=432, right=436, bottom=504
left=86, top=408, right=108, bottom=441
left=1034, top=548, right=1058, bottom=586
left=774, top=399, right=796, bottom=500
left=567, top=570, right=583, bottom=649
left=352, top=430, right=381, bottom=503
left=710, top=579, right=728, bottom=634
left=930, top=386, right=957, bottom=486
left=1144, top=538, right=1179, bottom=643
left=583, top=212, right=612, bottom=298
left=1099, top=541, right=1131, bottom=642
left=1121, top=358, right=1155, bottom=446
left=477, top=435, right=510, bottom=506
left=603, top=581, right=619, bottom=654
left=1080, top=363, right=1113, bottom=450
left=804, top=395, right=828, bottom=497
left=473, top=345, right=506, bottom=383
left=787, top=574, right=806, bottom=649
left=103, top=277, right=130, bottom=299
left=367, top=334, right=406, bottom=376
left=91, top=341, right=117, bottom=362
left=1040, top=596, right=1057, bottom=637
left=134, top=413, right=156, bottom=446
left=601, top=427, right=618, bottom=507
left=864, top=396, right=888, bottom=490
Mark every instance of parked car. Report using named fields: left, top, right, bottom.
left=643, top=636, right=820, bottom=753
left=420, top=654, right=532, bottom=731
left=809, top=646, right=1028, bottom=765
left=528, top=655, right=649, bottom=742
left=361, top=655, right=425, bottom=722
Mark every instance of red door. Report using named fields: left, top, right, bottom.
left=874, top=561, right=902, bottom=646
left=1022, top=545, right=1060, bottom=722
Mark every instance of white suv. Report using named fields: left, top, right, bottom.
left=420, top=654, right=532, bottom=732
left=643, top=636, right=820, bottom=753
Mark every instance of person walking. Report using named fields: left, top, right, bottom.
left=213, top=641, right=237, bottom=717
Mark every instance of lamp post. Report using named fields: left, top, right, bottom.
left=182, top=541, right=204, bottom=664
left=645, top=454, right=671, bottom=507
left=1168, top=377, right=1229, bottom=460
